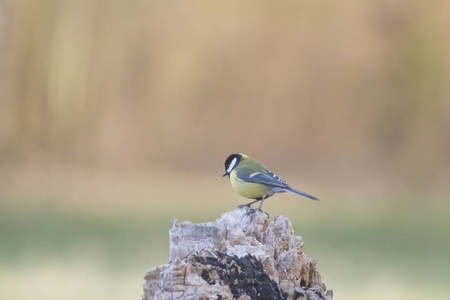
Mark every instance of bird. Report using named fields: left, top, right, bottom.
left=222, top=153, right=318, bottom=210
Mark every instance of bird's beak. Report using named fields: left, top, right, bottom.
left=222, top=171, right=228, bottom=177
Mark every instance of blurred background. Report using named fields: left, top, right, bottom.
left=1, top=0, right=449, bottom=299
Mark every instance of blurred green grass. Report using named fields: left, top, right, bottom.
left=1, top=174, right=448, bottom=300
left=0, top=209, right=169, bottom=269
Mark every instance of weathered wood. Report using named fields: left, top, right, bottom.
left=143, top=207, right=333, bottom=300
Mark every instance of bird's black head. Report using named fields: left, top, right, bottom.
left=223, top=153, right=242, bottom=177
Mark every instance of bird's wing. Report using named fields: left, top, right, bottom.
left=237, top=170, right=290, bottom=188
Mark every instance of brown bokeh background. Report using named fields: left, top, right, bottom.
left=1, top=1, right=449, bottom=299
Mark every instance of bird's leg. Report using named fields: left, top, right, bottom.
left=237, top=199, right=260, bottom=209
left=257, top=196, right=266, bottom=211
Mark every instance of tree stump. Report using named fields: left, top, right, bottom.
left=142, top=207, right=333, bottom=300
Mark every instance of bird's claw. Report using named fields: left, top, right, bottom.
left=237, top=204, right=251, bottom=209
left=237, top=206, right=269, bottom=217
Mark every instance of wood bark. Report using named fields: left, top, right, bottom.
left=143, top=208, right=333, bottom=300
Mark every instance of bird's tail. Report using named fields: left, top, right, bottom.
left=285, top=188, right=319, bottom=201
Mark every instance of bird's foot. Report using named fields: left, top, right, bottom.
left=237, top=204, right=251, bottom=209
left=244, top=207, right=258, bottom=216
left=238, top=206, right=269, bottom=217
left=257, top=208, right=269, bottom=217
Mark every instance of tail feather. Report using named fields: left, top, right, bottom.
left=285, top=188, right=319, bottom=201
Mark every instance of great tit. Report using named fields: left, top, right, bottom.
left=222, top=153, right=318, bottom=210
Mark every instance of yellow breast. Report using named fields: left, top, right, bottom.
left=230, top=170, right=270, bottom=199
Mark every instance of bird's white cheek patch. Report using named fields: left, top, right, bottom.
left=227, top=157, right=237, bottom=173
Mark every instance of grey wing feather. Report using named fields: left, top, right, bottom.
left=237, top=171, right=290, bottom=188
